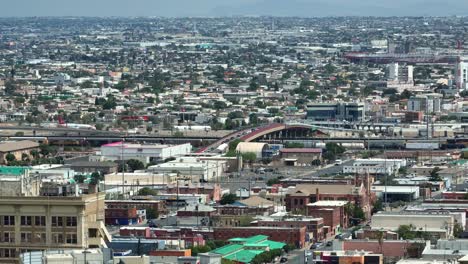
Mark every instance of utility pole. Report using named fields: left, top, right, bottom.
left=121, top=139, right=125, bottom=198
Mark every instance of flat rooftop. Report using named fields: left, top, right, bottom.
left=308, top=200, right=348, bottom=206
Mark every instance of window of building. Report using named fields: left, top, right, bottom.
left=34, top=216, right=46, bottom=226
left=52, top=233, right=64, bottom=244
left=3, top=216, right=14, bottom=226
left=52, top=216, right=63, bottom=227
left=20, top=232, right=32, bottom=243
left=66, top=233, right=77, bottom=244
left=66, top=217, right=77, bottom=227
left=3, top=249, right=15, bottom=258
left=21, top=216, right=32, bottom=226
left=3, top=232, right=14, bottom=243
left=34, top=232, right=46, bottom=243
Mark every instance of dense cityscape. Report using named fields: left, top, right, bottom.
left=0, top=15, right=468, bottom=264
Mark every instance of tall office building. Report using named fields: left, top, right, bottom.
left=388, top=63, right=399, bottom=81
left=387, top=63, right=413, bottom=83
left=0, top=193, right=111, bottom=263
left=455, top=57, right=468, bottom=90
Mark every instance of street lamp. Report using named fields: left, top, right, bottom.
left=82, top=249, right=91, bottom=264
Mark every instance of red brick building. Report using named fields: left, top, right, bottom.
left=214, top=226, right=306, bottom=248
left=253, top=218, right=324, bottom=242
left=166, top=183, right=221, bottom=202
left=106, top=199, right=167, bottom=215
left=105, top=207, right=140, bottom=225
left=120, top=227, right=207, bottom=248
left=336, top=239, right=426, bottom=262
left=441, top=192, right=468, bottom=200
left=213, top=204, right=275, bottom=216
left=120, top=226, right=151, bottom=237
left=285, top=177, right=373, bottom=219
left=307, top=201, right=348, bottom=237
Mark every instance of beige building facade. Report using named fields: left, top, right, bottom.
left=0, top=193, right=111, bottom=263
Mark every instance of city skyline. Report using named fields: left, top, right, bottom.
left=1, top=0, right=467, bottom=17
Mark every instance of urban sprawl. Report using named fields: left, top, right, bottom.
left=1, top=16, right=468, bottom=264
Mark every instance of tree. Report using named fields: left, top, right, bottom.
left=146, top=208, right=159, bottom=219
left=138, top=187, right=158, bottom=196
left=220, top=193, right=237, bottom=205
left=5, top=153, right=16, bottom=163
left=249, top=113, right=259, bottom=125
left=30, top=150, right=39, bottom=159
left=267, top=176, right=283, bottom=186
left=190, top=245, right=212, bottom=256
left=324, top=142, right=345, bottom=161
left=89, top=172, right=103, bottom=185
left=397, top=224, right=416, bottom=240
left=241, top=152, right=257, bottom=163
left=74, top=174, right=86, bottom=183
left=238, top=215, right=254, bottom=226
left=126, top=159, right=145, bottom=171
left=311, top=159, right=321, bottom=166
left=248, top=79, right=259, bottom=91
left=454, top=222, right=463, bottom=238
left=39, top=144, right=57, bottom=157
left=285, top=142, right=304, bottom=148
left=429, top=167, right=442, bottom=181
left=372, top=199, right=384, bottom=214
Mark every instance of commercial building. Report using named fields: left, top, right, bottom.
left=455, top=56, right=468, bottom=90
left=100, top=142, right=192, bottom=164
left=407, top=94, right=442, bottom=113
left=285, top=180, right=373, bottom=220
left=306, top=102, right=365, bottom=122
left=0, top=193, right=111, bottom=263
left=370, top=212, right=455, bottom=240
left=19, top=249, right=150, bottom=264
left=148, top=157, right=224, bottom=181
left=210, top=235, right=285, bottom=264
left=307, top=201, right=349, bottom=237
left=333, top=239, right=426, bottom=263
left=252, top=216, right=325, bottom=242
left=0, top=167, right=42, bottom=197
left=213, top=226, right=306, bottom=248
left=0, top=141, right=40, bottom=165
left=342, top=159, right=406, bottom=175
left=310, top=250, right=383, bottom=264
left=388, top=62, right=413, bottom=83
left=371, top=186, right=420, bottom=202
left=279, top=148, right=322, bottom=166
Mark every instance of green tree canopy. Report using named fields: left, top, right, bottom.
left=220, top=193, right=237, bottom=205
left=137, top=187, right=158, bottom=196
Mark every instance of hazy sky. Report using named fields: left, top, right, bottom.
left=1, top=0, right=466, bottom=17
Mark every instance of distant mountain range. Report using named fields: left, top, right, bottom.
left=0, top=0, right=466, bottom=17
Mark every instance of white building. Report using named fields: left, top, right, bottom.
left=148, top=157, right=225, bottom=181
left=407, top=94, right=442, bottom=113
left=100, top=142, right=192, bottom=164
left=455, top=56, right=468, bottom=90
left=343, top=159, right=406, bottom=175
left=388, top=62, right=399, bottom=81
left=371, top=212, right=455, bottom=239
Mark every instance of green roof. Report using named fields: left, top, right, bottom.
left=211, top=244, right=243, bottom=255
left=224, top=250, right=264, bottom=263
left=0, top=166, right=30, bottom=176
left=258, top=240, right=286, bottom=250
left=212, top=235, right=286, bottom=263
left=244, top=235, right=268, bottom=244
left=244, top=243, right=269, bottom=248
